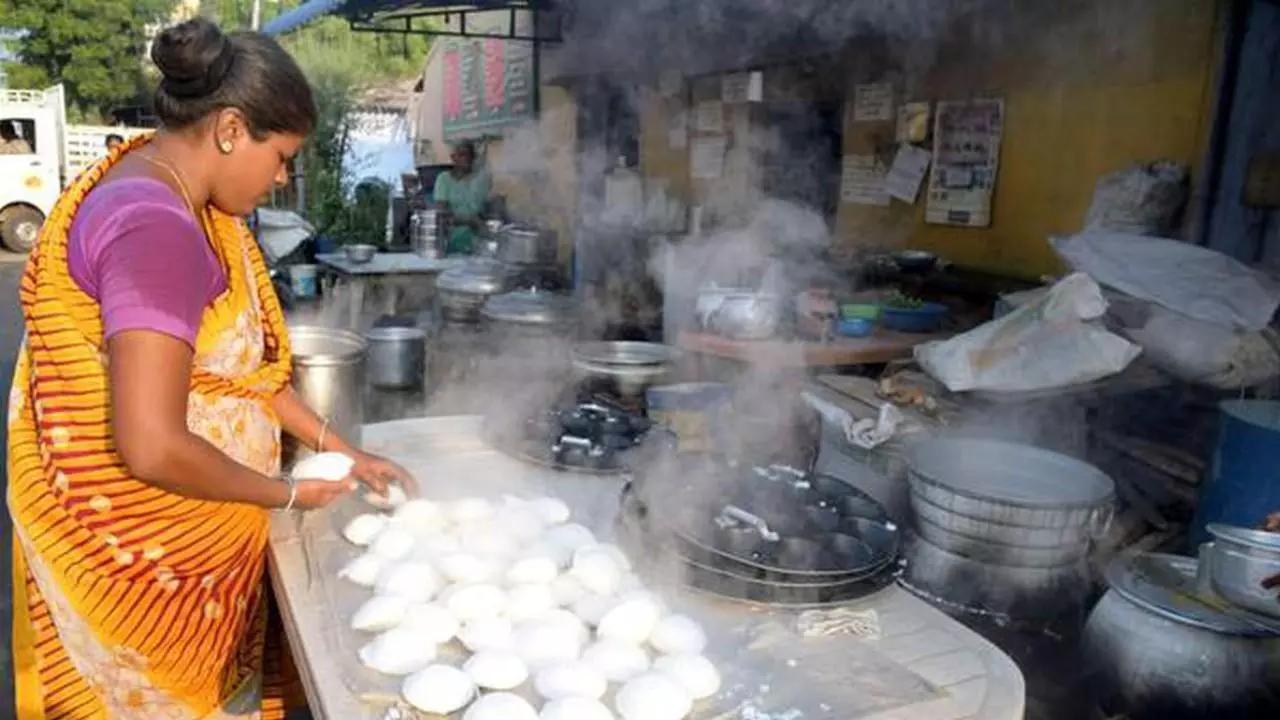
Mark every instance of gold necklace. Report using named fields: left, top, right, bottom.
left=135, top=151, right=208, bottom=232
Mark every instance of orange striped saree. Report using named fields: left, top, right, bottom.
left=9, top=135, right=298, bottom=719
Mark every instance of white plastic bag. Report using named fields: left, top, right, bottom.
left=1053, top=232, right=1280, bottom=331
left=915, top=273, right=1141, bottom=392
left=1117, top=304, right=1280, bottom=389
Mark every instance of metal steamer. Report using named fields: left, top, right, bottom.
left=899, top=438, right=1116, bottom=626
left=436, top=259, right=511, bottom=324
left=571, top=341, right=677, bottom=399
left=620, top=456, right=901, bottom=606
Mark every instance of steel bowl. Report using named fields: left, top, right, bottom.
left=894, top=249, right=938, bottom=273
left=344, top=243, right=377, bottom=264
left=1207, top=524, right=1280, bottom=619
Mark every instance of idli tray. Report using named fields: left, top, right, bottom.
left=616, top=484, right=897, bottom=607
left=625, top=457, right=901, bottom=585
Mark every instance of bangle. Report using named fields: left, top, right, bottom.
left=317, top=417, right=330, bottom=452
left=282, top=474, right=298, bottom=512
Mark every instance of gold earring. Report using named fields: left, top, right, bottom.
left=219, top=141, right=233, bottom=154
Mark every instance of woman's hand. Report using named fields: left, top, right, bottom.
left=349, top=451, right=415, bottom=497
left=1264, top=511, right=1280, bottom=533
left=291, top=478, right=357, bottom=511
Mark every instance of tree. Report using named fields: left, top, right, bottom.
left=0, top=0, right=177, bottom=121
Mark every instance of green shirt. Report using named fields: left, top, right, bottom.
left=433, top=169, right=492, bottom=255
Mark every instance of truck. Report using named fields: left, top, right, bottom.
left=0, top=85, right=147, bottom=252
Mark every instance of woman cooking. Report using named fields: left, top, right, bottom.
left=8, top=18, right=410, bottom=719
left=433, top=139, right=492, bottom=255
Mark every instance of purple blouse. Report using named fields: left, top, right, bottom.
left=67, top=178, right=227, bottom=347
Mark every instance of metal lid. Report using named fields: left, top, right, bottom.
left=438, top=259, right=510, bottom=295
left=1208, top=523, right=1280, bottom=552
left=364, top=326, right=427, bottom=342
left=1105, top=552, right=1278, bottom=637
left=907, top=438, right=1115, bottom=509
left=573, top=341, right=677, bottom=367
left=482, top=289, right=577, bottom=326
left=289, top=326, right=367, bottom=366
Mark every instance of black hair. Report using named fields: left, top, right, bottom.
left=150, top=17, right=316, bottom=139
left=105, top=133, right=125, bottom=147
left=453, top=140, right=477, bottom=158
left=0, top=122, right=15, bottom=141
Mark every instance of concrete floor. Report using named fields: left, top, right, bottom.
left=0, top=255, right=29, bottom=716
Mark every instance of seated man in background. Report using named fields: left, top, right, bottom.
left=105, top=133, right=125, bottom=152
left=433, top=140, right=491, bottom=255
left=0, top=121, right=33, bottom=154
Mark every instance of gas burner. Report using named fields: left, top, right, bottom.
left=484, top=391, right=671, bottom=474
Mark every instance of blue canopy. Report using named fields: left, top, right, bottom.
left=261, top=0, right=350, bottom=35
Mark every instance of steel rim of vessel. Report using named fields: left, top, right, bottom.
left=908, top=487, right=1098, bottom=547
left=1207, top=523, right=1280, bottom=553
left=906, top=438, right=1116, bottom=511
left=1104, top=552, right=1278, bottom=637
left=288, top=326, right=367, bottom=366
left=572, top=341, right=678, bottom=367
left=910, top=512, right=1090, bottom=568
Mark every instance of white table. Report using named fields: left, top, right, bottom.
left=315, top=253, right=467, bottom=328
left=268, top=417, right=1025, bottom=720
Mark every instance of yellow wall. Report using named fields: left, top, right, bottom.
left=635, top=0, right=1225, bottom=280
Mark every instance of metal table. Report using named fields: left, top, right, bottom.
left=268, top=416, right=1025, bottom=720
left=315, top=253, right=467, bottom=328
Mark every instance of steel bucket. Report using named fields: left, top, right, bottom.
left=286, top=326, right=367, bottom=463
left=364, top=326, right=427, bottom=390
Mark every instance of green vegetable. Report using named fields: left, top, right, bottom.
left=885, top=290, right=926, bottom=310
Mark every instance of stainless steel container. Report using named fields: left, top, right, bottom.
left=571, top=341, right=676, bottom=397
left=905, top=438, right=1115, bottom=567
left=1082, top=552, right=1280, bottom=720
left=1206, top=524, right=1280, bottom=619
left=899, top=529, right=1092, bottom=625
left=482, top=289, right=578, bottom=362
left=437, top=259, right=511, bottom=324
left=287, top=326, right=367, bottom=462
left=696, top=288, right=783, bottom=339
left=364, top=326, right=427, bottom=390
left=410, top=209, right=442, bottom=258
left=497, top=225, right=557, bottom=266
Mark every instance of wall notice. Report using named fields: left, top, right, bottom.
left=694, top=101, right=725, bottom=133
left=886, top=144, right=932, bottom=204
left=926, top=98, right=1004, bottom=227
left=841, top=155, right=890, bottom=206
left=691, top=136, right=727, bottom=179
left=852, top=83, right=894, bottom=123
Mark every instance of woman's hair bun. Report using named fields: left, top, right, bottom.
left=151, top=17, right=235, bottom=99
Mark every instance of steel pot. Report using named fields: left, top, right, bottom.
left=1205, top=524, right=1280, bottom=619
left=364, top=326, right=426, bottom=390
left=900, top=530, right=1092, bottom=625
left=906, top=438, right=1115, bottom=541
left=437, top=259, right=510, bottom=323
left=571, top=341, right=677, bottom=397
left=696, top=288, right=782, bottom=339
left=497, top=225, right=557, bottom=266
left=1082, top=552, right=1280, bottom=720
left=287, top=326, right=366, bottom=463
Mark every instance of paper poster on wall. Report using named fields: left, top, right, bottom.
left=896, top=102, right=932, bottom=144
left=852, top=83, right=894, bottom=123
left=721, top=72, right=764, bottom=103
left=691, top=136, right=727, bottom=179
left=694, top=101, right=725, bottom=133
left=886, top=145, right=932, bottom=204
left=926, top=98, right=1004, bottom=227
left=667, top=110, right=688, bottom=149
left=841, top=155, right=890, bottom=206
